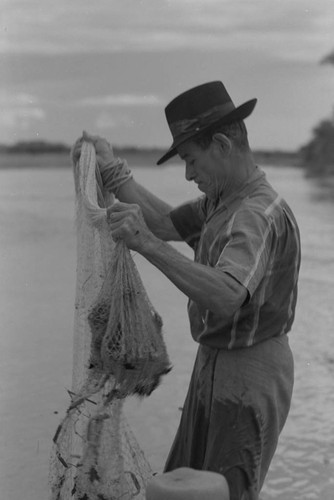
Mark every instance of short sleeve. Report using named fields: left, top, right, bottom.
left=216, top=207, right=275, bottom=297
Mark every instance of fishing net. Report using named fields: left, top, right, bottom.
left=49, top=141, right=171, bottom=499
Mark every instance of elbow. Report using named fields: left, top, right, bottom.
left=209, top=300, right=239, bottom=319
left=207, top=287, right=248, bottom=318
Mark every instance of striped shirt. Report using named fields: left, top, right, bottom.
left=170, top=167, right=301, bottom=349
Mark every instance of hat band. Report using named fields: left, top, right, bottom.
left=169, top=102, right=235, bottom=138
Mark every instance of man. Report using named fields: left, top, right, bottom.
left=76, top=81, right=301, bottom=499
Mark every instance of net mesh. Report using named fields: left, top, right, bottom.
left=49, top=142, right=170, bottom=499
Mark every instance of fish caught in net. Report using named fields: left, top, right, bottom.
left=49, top=141, right=171, bottom=499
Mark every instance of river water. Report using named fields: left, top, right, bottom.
left=0, top=162, right=333, bottom=499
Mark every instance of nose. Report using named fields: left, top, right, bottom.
left=185, top=161, right=195, bottom=182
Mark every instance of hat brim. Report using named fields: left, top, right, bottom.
left=157, top=98, right=257, bottom=165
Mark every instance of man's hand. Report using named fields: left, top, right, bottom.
left=71, top=131, right=115, bottom=168
left=82, top=131, right=115, bottom=168
left=107, top=202, right=156, bottom=251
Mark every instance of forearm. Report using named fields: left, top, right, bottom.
left=116, top=178, right=181, bottom=241
left=141, top=236, right=248, bottom=317
left=107, top=200, right=247, bottom=315
left=91, top=137, right=180, bottom=241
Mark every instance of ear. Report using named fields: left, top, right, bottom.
left=212, top=133, right=232, bottom=156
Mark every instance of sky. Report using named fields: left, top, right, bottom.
left=1, top=0, right=334, bottom=151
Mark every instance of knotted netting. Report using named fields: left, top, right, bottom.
left=49, top=141, right=171, bottom=499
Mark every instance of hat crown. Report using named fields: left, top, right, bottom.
left=165, top=81, right=234, bottom=124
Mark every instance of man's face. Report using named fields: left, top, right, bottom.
left=177, top=138, right=228, bottom=200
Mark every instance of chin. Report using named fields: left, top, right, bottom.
left=196, top=182, right=207, bottom=194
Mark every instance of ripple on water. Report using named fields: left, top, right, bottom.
left=261, top=434, right=334, bottom=499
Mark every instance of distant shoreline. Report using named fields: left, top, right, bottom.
left=1, top=148, right=332, bottom=200
left=0, top=142, right=301, bottom=169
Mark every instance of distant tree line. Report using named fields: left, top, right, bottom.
left=0, top=140, right=300, bottom=168
left=299, top=118, right=334, bottom=177
left=299, top=49, right=334, bottom=177
left=0, top=140, right=70, bottom=154
left=0, top=140, right=164, bottom=157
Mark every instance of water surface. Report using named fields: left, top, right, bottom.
left=0, top=163, right=333, bottom=499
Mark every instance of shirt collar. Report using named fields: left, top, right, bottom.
left=221, top=166, right=264, bottom=207
left=206, top=166, right=266, bottom=220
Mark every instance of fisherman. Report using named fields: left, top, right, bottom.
left=74, top=81, right=301, bottom=500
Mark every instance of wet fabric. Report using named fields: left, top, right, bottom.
left=164, top=335, right=294, bottom=500
left=170, top=166, right=301, bottom=349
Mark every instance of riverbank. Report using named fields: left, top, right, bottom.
left=0, top=148, right=301, bottom=169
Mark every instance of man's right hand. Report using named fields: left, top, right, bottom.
left=81, top=131, right=115, bottom=169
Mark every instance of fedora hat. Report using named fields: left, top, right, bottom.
left=146, top=467, right=230, bottom=500
left=157, top=81, right=257, bottom=165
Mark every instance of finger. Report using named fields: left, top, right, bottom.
left=88, top=133, right=112, bottom=150
left=71, top=142, right=83, bottom=163
left=107, top=211, right=127, bottom=224
left=108, top=202, right=135, bottom=215
left=73, top=141, right=82, bottom=152
left=115, top=201, right=139, bottom=211
left=109, top=219, right=135, bottom=240
left=82, top=130, right=101, bottom=144
left=108, top=218, right=125, bottom=231
left=74, top=135, right=84, bottom=145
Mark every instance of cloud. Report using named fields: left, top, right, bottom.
left=1, top=107, right=45, bottom=127
left=0, top=91, right=40, bottom=106
left=94, top=111, right=135, bottom=131
left=2, top=0, right=333, bottom=64
left=1, top=0, right=333, bottom=149
left=0, top=90, right=45, bottom=135
left=95, top=112, right=118, bottom=130
left=77, top=94, right=163, bottom=107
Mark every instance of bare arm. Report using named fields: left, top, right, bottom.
left=108, top=203, right=248, bottom=318
left=79, top=134, right=246, bottom=318
left=141, top=237, right=247, bottom=317
left=116, top=178, right=182, bottom=241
